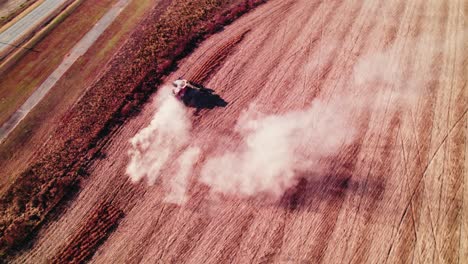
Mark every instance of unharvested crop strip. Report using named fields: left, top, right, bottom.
left=50, top=202, right=124, bottom=263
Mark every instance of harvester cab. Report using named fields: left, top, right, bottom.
left=172, top=79, right=202, bottom=90
left=173, top=79, right=200, bottom=97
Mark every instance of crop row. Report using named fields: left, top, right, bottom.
left=188, top=29, right=249, bottom=84
left=51, top=203, right=124, bottom=263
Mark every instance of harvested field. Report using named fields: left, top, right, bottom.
left=6, top=0, right=468, bottom=263
left=188, top=29, right=249, bottom=84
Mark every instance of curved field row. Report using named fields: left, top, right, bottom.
left=187, top=29, right=249, bottom=84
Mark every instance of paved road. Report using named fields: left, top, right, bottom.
left=0, top=0, right=130, bottom=143
left=0, top=0, right=68, bottom=56
left=15, top=0, right=467, bottom=263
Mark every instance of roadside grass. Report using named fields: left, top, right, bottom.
left=0, top=0, right=116, bottom=126
left=0, top=0, right=268, bottom=259
left=0, top=0, right=154, bottom=193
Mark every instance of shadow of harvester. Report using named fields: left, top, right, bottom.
left=181, top=83, right=228, bottom=111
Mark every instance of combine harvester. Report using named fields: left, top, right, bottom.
left=172, top=78, right=227, bottom=110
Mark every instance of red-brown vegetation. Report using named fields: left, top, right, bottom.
left=51, top=202, right=124, bottom=263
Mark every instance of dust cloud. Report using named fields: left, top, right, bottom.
left=126, top=86, right=192, bottom=185
left=126, top=43, right=422, bottom=204
left=197, top=44, right=420, bottom=199
left=164, top=147, right=201, bottom=205
left=199, top=99, right=356, bottom=199
left=126, top=87, right=358, bottom=202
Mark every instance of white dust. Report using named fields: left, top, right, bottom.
left=199, top=99, right=356, bottom=199
left=126, top=42, right=423, bottom=204
left=126, top=86, right=192, bottom=185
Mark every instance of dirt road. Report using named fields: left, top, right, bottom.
left=15, top=0, right=466, bottom=263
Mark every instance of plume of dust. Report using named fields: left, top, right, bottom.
left=126, top=86, right=192, bottom=185
left=199, top=99, right=357, bottom=199
left=164, top=147, right=200, bottom=205
left=353, top=41, right=425, bottom=108
left=126, top=41, right=424, bottom=204
left=353, top=49, right=402, bottom=87
left=198, top=42, right=423, bottom=200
